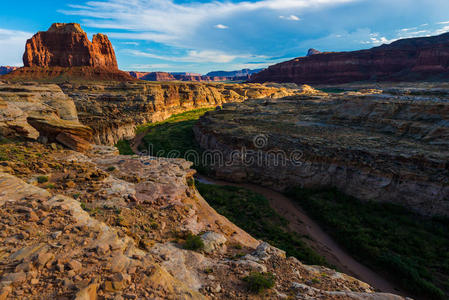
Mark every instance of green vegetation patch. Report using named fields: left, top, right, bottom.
left=286, top=187, right=449, bottom=300
left=196, top=182, right=327, bottom=266
left=243, top=272, right=276, bottom=294
left=115, top=140, right=134, bottom=155
left=138, top=108, right=214, bottom=173
left=184, top=233, right=205, bottom=251
left=37, top=175, right=49, bottom=184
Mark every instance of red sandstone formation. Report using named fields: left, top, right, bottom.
left=23, top=23, right=117, bottom=69
left=4, top=23, right=133, bottom=81
left=251, top=32, right=449, bottom=84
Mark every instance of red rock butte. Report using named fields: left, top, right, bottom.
left=4, top=23, right=133, bottom=81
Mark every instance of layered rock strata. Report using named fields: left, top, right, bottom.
left=251, top=32, right=449, bottom=84
left=0, top=82, right=92, bottom=151
left=194, top=92, right=449, bottom=216
left=62, top=81, right=300, bottom=145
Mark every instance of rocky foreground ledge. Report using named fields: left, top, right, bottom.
left=0, top=141, right=406, bottom=299
left=194, top=91, right=449, bottom=217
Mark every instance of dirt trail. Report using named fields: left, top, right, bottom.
left=196, top=174, right=409, bottom=297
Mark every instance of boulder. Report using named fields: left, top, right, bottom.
left=200, top=231, right=227, bottom=254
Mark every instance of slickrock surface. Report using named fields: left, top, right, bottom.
left=194, top=90, right=449, bottom=216
left=62, top=81, right=300, bottom=145
left=0, top=140, right=406, bottom=299
left=3, top=23, right=133, bottom=81
left=252, top=32, right=449, bottom=84
left=0, top=82, right=92, bottom=151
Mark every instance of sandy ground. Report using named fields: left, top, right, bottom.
left=196, top=174, right=410, bottom=297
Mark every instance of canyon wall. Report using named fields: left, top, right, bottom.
left=62, top=81, right=299, bottom=145
left=251, top=32, right=449, bottom=84
left=194, top=92, right=449, bottom=217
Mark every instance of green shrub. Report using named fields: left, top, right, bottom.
left=80, top=202, right=89, bottom=212
left=184, top=234, right=204, bottom=251
left=37, top=176, right=49, bottom=184
left=243, top=272, right=275, bottom=293
left=115, top=140, right=134, bottom=155
left=107, top=166, right=116, bottom=172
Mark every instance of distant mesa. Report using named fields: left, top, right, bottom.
left=3, top=23, right=133, bottom=81
left=251, top=32, right=449, bottom=84
left=205, top=68, right=263, bottom=77
left=127, top=68, right=263, bottom=82
left=306, top=48, right=321, bottom=56
left=0, top=66, right=18, bottom=75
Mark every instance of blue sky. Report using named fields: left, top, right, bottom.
left=1, top=0, right=449, bottom=74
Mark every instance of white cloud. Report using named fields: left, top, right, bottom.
left=121, top=41, right=139, bottom=46
left=61, top=0, right=356, bottom=48
left=127, top=49, right=267, bottom=63
left=0, top=28, right=32, bottom=66
left=437, top=21, right=449, bottom=25
left=214, top=24, right=228, bottom=29
left=279, top=15, right=300, bottom=21
left=434, top=25, right=449, bottom=35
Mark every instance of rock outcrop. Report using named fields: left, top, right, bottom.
left=194, top=89, right=449, bottom=217
left=0, top=82, right=92, bottom=151
left=62, top=81, right=300, bottom=145
left=0, top=140, right=406, bottom=299
left=3, top=23, right=133, bottom=81
left=251, top=32, right=449, bottom=84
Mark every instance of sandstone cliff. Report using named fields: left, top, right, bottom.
left=62, top=81, right=299, bottom=145
left=251, top=32, right=449, bottom=84
left=194, top=90, right=449, bottom=217
left=4, top=23, right=133, bottom=81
